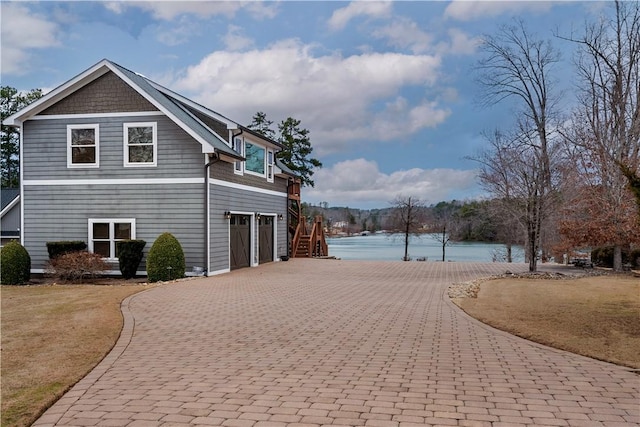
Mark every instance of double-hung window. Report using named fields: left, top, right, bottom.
left=67, top=124, right=99, bottom=168
left=267, top=149, right=274, bottom=182
left=233, top=137, right=244, bottom=174
left=124, top=122, right=157, bottom=167
left=89, top=219, right=136, bottom=259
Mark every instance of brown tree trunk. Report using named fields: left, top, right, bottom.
left=613, top=245, right=623, bottom=272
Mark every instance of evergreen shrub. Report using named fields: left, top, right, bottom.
left=1, top=241, right=31, bottom=285
left=116, top=240, right=146, bottom=279
left=146, top=232, right=185, bottom=282
left=46, top=241, right=87, bottom=259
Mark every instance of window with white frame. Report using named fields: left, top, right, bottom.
left=89, top=219, right=135, bottom=259
left=124, top=122, right=157, bottom=167
left=267, top=149, right=274, bottom=182
left=233, top=137, right=244, bottom=174
left=67, top=124, right=99, bottom=168
left=245, top=141, right=265, bottom=176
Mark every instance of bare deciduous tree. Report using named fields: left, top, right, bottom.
left=428, top=201, right=459, bottom=262
left=476, top=21, right=561, bottom=271
left=559, top=0, right=640, bottom=270
left=388, top=196, right=425, bottom=261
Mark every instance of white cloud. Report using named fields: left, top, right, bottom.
left=106, top=1, right=277, bottom=21
left=170, top=39, right=448, bottom=155
left=370, top=18, right=478, bottom=56
left=305, top=159, right=478, bottom=207
left=328, top=1, right=393, bottom=31
left=0, top=3, right=61, bottom=75
left=440, top=28, right=480, bottom=55
left=371, top=17, right=433, bottom=54
left=223, top=25, right=254, bottom=51
left=444, top=0, right=554, bottom=21
left=156, top=16, right=202, bottom=46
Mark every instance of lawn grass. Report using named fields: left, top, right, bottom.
left=453, top=274, right=640, bottom=369
left=1, top=283, right=150, bottom=427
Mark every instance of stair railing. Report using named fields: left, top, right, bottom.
left=291, top=216, right=307, bottom=257
left=308, top=215, right=328, bottom=257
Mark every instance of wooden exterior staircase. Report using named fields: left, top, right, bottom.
left=288, top=180, right=328, bottom=258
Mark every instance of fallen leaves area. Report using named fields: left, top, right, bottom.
left=452, top=274, right=640, bottom=369
left=1, top=281, right=151, bottom=427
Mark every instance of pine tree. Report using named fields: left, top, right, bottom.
left=1, top=86, right=43, bottom=188
left=277, top=117, right=322, bottom=187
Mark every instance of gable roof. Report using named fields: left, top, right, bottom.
left=1, top=188, right=19, bottom=210
left=147, top=80, right=283, bottom=150
left=2, top=59, right=243, bottom=159
left=1, top=188, right=20, bottom=218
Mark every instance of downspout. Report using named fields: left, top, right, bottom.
left=286, top=177, right=292, bottom=259
left=204, top=152, right=220, bottom=276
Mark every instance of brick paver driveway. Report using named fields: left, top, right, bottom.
left=35, top=260, right=639, bottom=427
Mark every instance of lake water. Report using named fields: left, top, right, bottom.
left=327, top=233, right=524, bottom=262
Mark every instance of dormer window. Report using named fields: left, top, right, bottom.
left=245, top=142, right=265, bottom=176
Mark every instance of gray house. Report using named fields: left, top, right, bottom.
left=3, top=59, right=297, bottom=275
left=1, top=188, right=20, bottom=245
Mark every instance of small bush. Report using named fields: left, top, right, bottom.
left=46, top=241, right=87, bottom=259
left=1, top=241, right=31, bottom=285
left=45, top=251, right=108, bottom=283
left=116, top=240, right=146, bottom=279
left=146, top=232, right=185, bottom=282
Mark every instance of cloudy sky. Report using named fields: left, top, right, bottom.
left=1, top=1, right=606, bottom=208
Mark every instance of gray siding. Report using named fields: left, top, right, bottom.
left=1, top=200, right=20, bottom=235
left=23, top=184, right=205, bottom=271
left=23, top=115, right=205, bottom=181
left=209, top=184, right=288, bottom=273
left=41, top=71, right=158, bottom=115
left=211, top=161, right=289, bottom=192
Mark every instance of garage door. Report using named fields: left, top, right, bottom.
left=230, top=214, right=250, bottom=270
left=259, top=216, right=274, bottom=264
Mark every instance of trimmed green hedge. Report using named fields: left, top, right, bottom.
left=116, top=240, right=146, bottom=279
left=46, top=241, right=87, bottom=259
left=1, top=241, right=31, bottom=285
left=146, top=233, right=185, bottom=282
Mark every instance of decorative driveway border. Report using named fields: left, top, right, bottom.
left=34, top=260, right=639, bottom=426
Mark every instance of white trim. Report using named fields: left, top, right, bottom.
left=88, top=218, right=136, bottom=259
left=20, top=125, right=24, bottom=246
left=123, top=122, right=158, bottom=167
left=67, top=124, right=99, bottom=168
left=23, top=177, right=204, bottom=186
left=207, top=267, right=230, bottom=276
left=210, top=179, right=287, bottom=198
left=30, top=111, right=164, bottom=120
left=0, top=195, right=20, bottom=217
